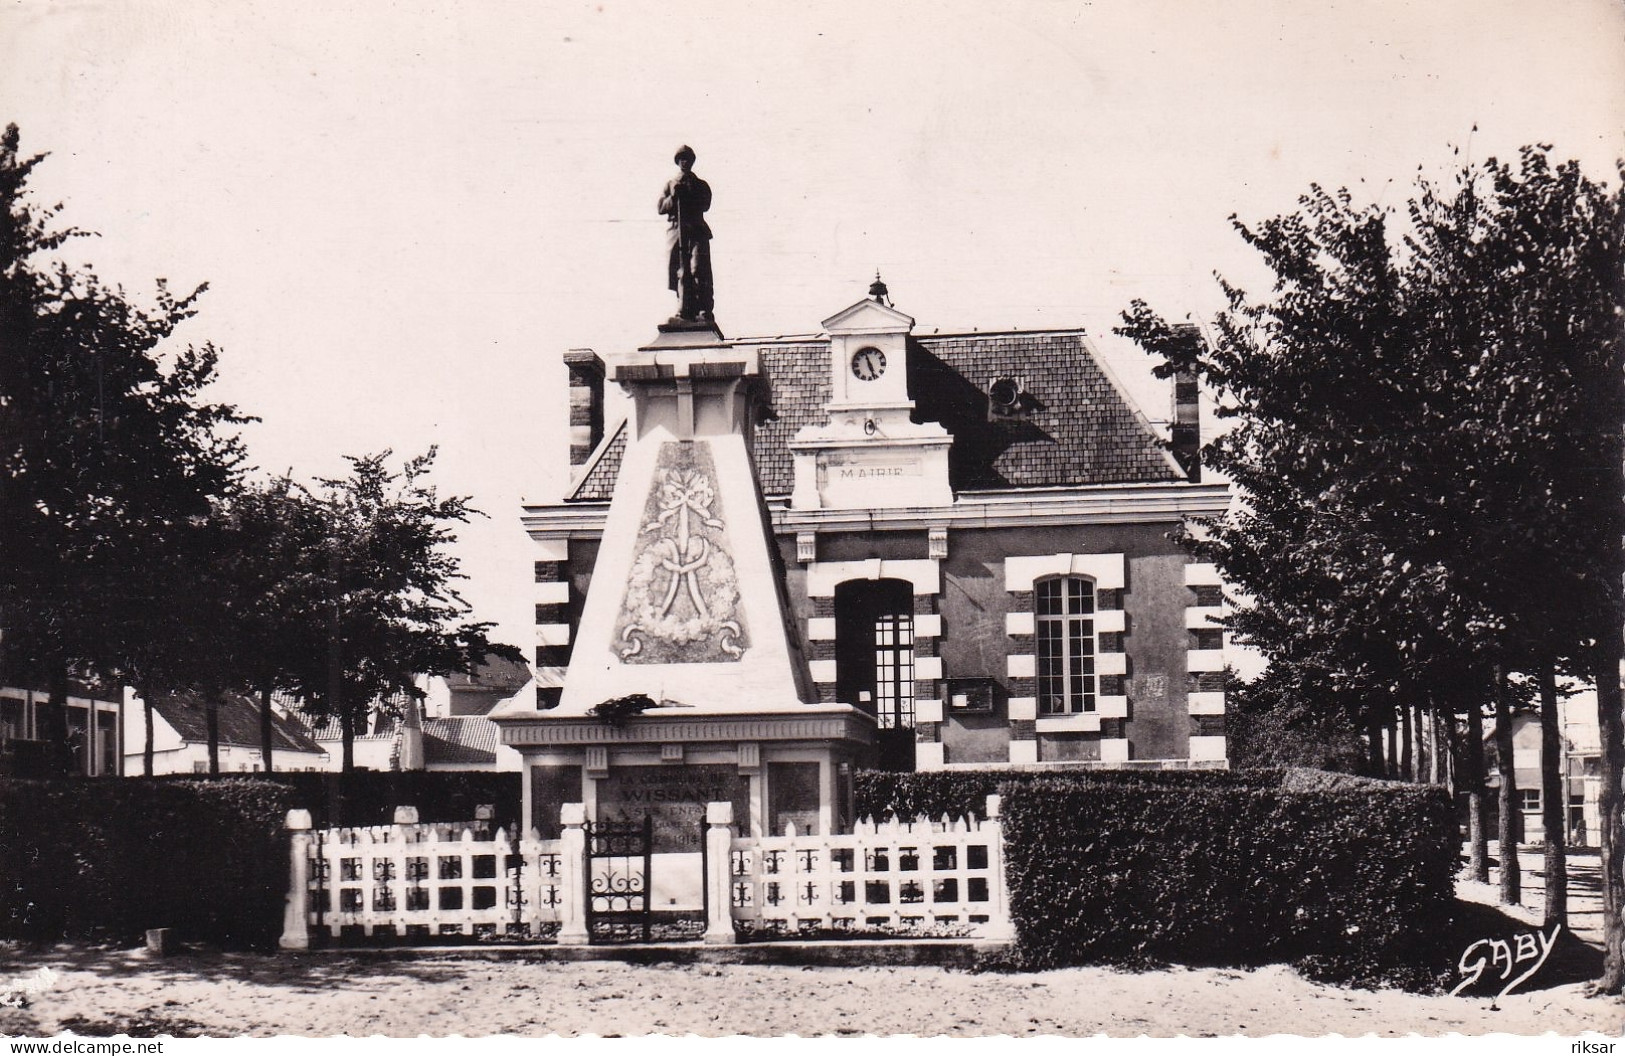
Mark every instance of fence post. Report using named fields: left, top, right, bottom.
left=703, top=801, right=736, bottom=945
left=556, top=802, right=590, bottom=946
left=981, top=793, right=1015, bottom=942
left=279, top=809, right=314, bottom=951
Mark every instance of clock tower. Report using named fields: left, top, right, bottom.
left=787, top=284, right=953, bottom=510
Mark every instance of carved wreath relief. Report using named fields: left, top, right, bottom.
left=616, top=442, right=748, bottom=663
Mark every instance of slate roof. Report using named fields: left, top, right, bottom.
left=422, top=717, right=500, bottom=767
left=914, top=331, right=1183, bottom=489
left=443, top=655, right=532, bottom=697
left=282, top=690, right=415, bottom=743
left=567, top=329, right=1181, bottom=501
left=151, top=690, right=325, bottom=755
left=571, top=420, right=626, bottom=504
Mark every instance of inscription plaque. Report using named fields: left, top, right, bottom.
left=596, top=764, right=750, bottom=853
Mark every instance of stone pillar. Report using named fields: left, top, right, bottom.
left=702, top=801, right=736, bottom=945
left=817, top=757, right=834, bottom=836
left=557, top=802, right=590, bottom=946
left=279, top=809, right=313, bottom=951
left=981, top=794, right=1015, bottom=943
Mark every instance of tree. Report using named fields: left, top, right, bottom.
left=0, top=124, right=246, bottom=771
left=282, top=450, right=521, bottom=772
left=1118, top=145, right=1623, bottom=980
left=200, top=476, right=330, bottom=771
left=1224, top=667, right=1367, bottom=772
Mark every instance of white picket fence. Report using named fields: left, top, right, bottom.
left=306, top=822, right=566, bottom=939
left=729, top=797, right=1010, bottom=937
left=280, top=807, right=577, bottom=945
left=280, top=798, right=1010, bottom=947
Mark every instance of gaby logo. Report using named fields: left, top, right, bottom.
left=1450, top=922, right=1562, bottom=1006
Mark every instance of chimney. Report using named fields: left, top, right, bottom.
left=1170, top=325, right=1202, bottom=483
left=564, top=350, right=605, bottom=469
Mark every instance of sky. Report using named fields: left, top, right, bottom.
left=2, top=0, right=1622, bottom=657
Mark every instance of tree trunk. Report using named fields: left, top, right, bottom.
left=1367, top=714, right=1385, bottom=776
left=1419, top=700, right=1432, bottom=781
left=1429, top=700, right=1445, bottom=786
left=341, top=706, right=355, bottom=773
left=1494, top=665, right=1520, bottom=905
left=259, top=684, right=275, bottom=773
left=1467, top=694, right=1490, bottom=883
left=45, top=663, right=73, bottom=776
left=1385, top=719, right=1399, bottom=779
left=206, top=691, right=220, bottom=776
left=1595, top=605, right=1625, bottom=992
left=1401, top=698, right=1415, bottom=782
left=1592, top=321, right=1625, bottom=995
left=1539, top=660, right=1567, bottom=927
left=142, top=681, right=155, bottom=777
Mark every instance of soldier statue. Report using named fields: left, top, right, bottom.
left=658, top=145, right=714, bottom=324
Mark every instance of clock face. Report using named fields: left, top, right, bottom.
left=851, top=346, right=887, bottom=381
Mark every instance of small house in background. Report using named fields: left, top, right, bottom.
left=419, top=655, right=531, bottom=771
left=121, top=689, right=327, bottom=775
left=1482, top=692, right=1601, bottom=848
left=1, top=681, right=122, bottom=777
left=286, top=656, right=531, bottom=772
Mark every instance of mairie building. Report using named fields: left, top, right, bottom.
left=508, top=281, right=1231, bottom=798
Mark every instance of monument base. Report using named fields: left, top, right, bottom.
left=647, top=319, right=725, bottom=347
left=502, top=706, right=874, bottom=842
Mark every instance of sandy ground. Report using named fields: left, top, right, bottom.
left=1, top=847, right=1620, bottom=1039
left=1, top=947, right=1619, bottom=1039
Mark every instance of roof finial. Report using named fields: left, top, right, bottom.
left=869, top=270, right=890, bottom=306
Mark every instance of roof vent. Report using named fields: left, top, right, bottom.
left=987, top=375, right=1027, bottom=421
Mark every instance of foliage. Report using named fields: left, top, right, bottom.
left=278, top=451, right=522, bottom=770
left=857, top=767, right=1454, bottom=987
left=1225, top=670, right=1370, bottom=773
left=233, top=769, right=521, bottom=830
left=0, top=124, right=248, bottom=768
left=997, top=775, right=1458, bottom=989
left=0, top=777, right=294, bottom=949
left=1117, top=146, right=1624, bottom=766
left=589, top=693, right=657, bottom=729
left=854, top=766, right=1268, bottom=823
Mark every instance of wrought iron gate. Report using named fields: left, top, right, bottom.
left=584, top=816, right=653, bottom=944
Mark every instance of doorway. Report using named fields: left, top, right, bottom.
left=835, top=579, right=917, bottom=771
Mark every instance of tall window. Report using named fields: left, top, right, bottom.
left=873, top=612, right=915, bottom=729
left=1036, top=576, right=1096, bottom=715
left=835, top=579, right=916, bottom=731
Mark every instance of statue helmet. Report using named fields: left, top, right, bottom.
left=674, top=144, right=696, bottom=164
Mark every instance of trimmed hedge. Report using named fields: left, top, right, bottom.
left=1000, top=775, right=1457, bottom=988
left=857, top=767, right=1457, bottom=989
left=0, top=771, right=525, bottom=949
left=855, top=766, right=1274, bottom=822
left=229, top=770, right=522, bottom=830
left=0, top=778, right=296, bottom=949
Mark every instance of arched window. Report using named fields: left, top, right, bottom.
left=1036, top=576, right=1096, bottom=715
